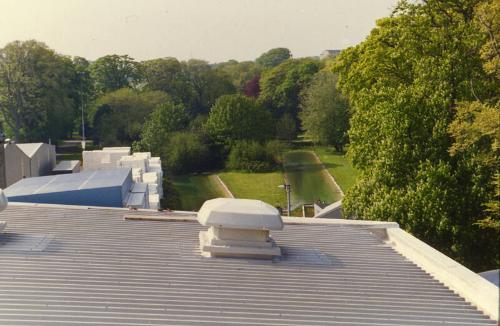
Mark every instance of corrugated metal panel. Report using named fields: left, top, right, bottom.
left=0, top=205, right=495, bottom=326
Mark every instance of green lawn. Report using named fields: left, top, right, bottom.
left=218, top=171, right=287, bottom=207
left=171, top=174, right=228, bottom=211
left=313, top=147, right=359, bottom=192
left=284, top=150, right=342, bottom=207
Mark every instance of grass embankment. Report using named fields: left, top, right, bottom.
left=171, top=174, right=228, bottom=211
left=283, top=150, right=342, bottom=207
left=313, top=147, right=359, bottom=192
left=218, top=171, right=286, bottom=207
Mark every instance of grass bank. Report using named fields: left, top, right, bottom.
left=313, top=147, right=359, bottom=192
left=218, top=171, right=286, bottom=208
left=171, top=174, right=228, bottom=211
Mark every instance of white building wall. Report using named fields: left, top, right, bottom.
left=28, top=144, right=56, bottom=177
left=4, top=143, right=25, bottom=187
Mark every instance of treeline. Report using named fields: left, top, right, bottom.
left=0, top=0, right=497, bottom=271
left=0, top=44, right=348, bottom=173
left=335, top=0, right=499, bottom=271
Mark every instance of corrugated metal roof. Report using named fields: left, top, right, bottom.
left=0, top=205, right=495, bottom=326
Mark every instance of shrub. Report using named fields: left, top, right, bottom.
left=163, top=132, right=210, bottom=175
left=226, top=140, right=284, bottom=172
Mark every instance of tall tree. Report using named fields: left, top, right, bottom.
left=90, top=54, right=142, bottom=94
left=141, top=57, right=196, bottom=108
left=0, top=40, right=78, bottom=142
left=243, top=74, right=261, bottom=98
left=215, top=60, right=262, bottom=92
left=184, top=59, right=236, bottom=115
left=259, top=58, right=321, bottom=135
left=205, top=94, right=273, bottom=145
left=335, top=0, right=498, bottom=270
left=89, top=89, right=169, bottom=145
left=300, top=71, right=349, bottom=151
left=256, top=48, right=292, bottom=68
left=133, top=101, right=189, bottom=155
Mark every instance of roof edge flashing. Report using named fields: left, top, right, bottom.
left=383, top=227, right=499, bottom=321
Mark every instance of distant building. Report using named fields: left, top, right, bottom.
left=3, top=142, right=56, bottom=187
left=320, top=49, right=341, bottom=60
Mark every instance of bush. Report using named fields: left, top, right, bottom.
left=226, top=140, right=284, bottom=172
left=163, top=132, right=210, bottom=175
left=265, top=139, right=286, bottom=164
left=160, top=176, right=180, bottom=210
left=204, top=94, right=273, bottom=144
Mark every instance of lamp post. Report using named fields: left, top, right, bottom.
left=278, top=183, right=291, bottom=216
left=80, top=76, right=86, bottom=150
left=0, top=126, right=6, bottom=189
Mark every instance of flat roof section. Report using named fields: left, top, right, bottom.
left=52, top=160, right=80, bottom=172
left=0, top=204, right=495, bottom=326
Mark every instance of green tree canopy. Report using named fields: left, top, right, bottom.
left=90, top=88, right=169, bottom=145
left=300, top=71, right=349, bottom=151
left=205, top=94, right=273, bottom=144
left=449, top=101, right=499, bottom=232
left=90, top=54, right=142, bottom=94
left=162, top=131, right=211, bottom=175
left=184, top=59, right=236, bottom=115
left=141, top=57, right=196, bottom=108
left=133, top=101, right=189, bottom=155
left=256, top=48, right=291, bottom=68
left=0, top=40, right=78, bottom=142
left=335, top=0, right=498, bottom=270
left=258, top=58, right=322, bottom=135
left=214, top=60, right=262, bottom=92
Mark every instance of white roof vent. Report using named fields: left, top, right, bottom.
left=0, top=189, right=8, bottom=232
left=198, top=198, right=283, bottom=259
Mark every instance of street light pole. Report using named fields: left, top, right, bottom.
left=80, top=81, right=86, bottom=150
left=0, top=126, right=6, bottom=189
left=278, top=183, right=291, bottom=216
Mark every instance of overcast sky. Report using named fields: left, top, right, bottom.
left=0, top=0, right=397, bottom=62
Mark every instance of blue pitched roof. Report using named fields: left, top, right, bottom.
left=5, top=168, right=132, bottom=208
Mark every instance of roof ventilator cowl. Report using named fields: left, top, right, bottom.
left=197, top=198, right=283, bottom=259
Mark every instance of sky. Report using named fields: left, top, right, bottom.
left=0, top=0, right=398, bottom=63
